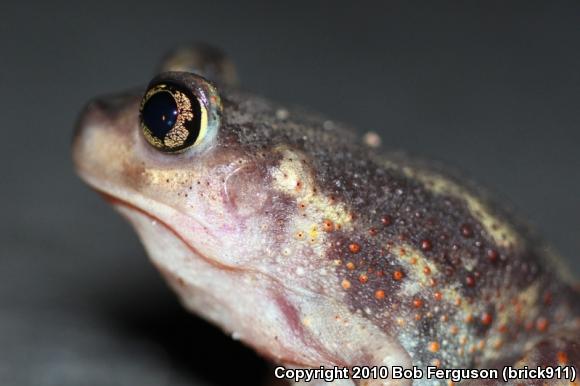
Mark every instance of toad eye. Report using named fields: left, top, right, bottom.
left=140, top=74, right=217, bottom=153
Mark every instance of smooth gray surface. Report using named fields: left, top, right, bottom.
left=1, top=1, right=579, bottom=385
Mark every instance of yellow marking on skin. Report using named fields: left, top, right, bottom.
left=388, top=242, right=494, bottom=362
left=495, top=282, right=542, bottom=330
left=271, top=147, right=352, bottom=228
left=271, top=147, right=353, bottom=261
left=309, top=224, right=319, bottom=241
left=402, top=167, right=519, bottom=248
left=389, top=244, right=478, bottom=313
left=393, top=247, right=475, bottom=326
left=142, top=169, right=193, bottom=186
left=390, top=244, right=441, bottom=290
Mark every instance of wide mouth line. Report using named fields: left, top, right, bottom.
left=87, top=188, right=342, bottom=367
left=87, top=185, right=331, bottom=296
left=92, top=187, right=242, bottom=273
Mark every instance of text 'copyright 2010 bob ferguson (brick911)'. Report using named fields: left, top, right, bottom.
left=273, top=365, right=577, bottom=384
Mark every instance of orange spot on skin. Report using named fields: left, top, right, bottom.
left=434, top=292, right=443, bottom=301
left=393, top=271, right=404, bottom=281
left=346, top=262, right=355, bottom=270
left=341, top=279, right=351, bottom=290
left=412, top=299, right=423, bottom=308
left=322, top=220, right=334, bottom=232
left=423, top=266, right=431, bottom=275
left=481, top=313, right=493, bottom=326
left=428, top=278, right=437, bottom=287
left=557, top=351, right=569, bottom=365
left=465, top=313, right=474, bottom=323
left=450, top=325, right=459, bottom=335
left=455, top=297, right=462, bottom=306
left=536, top=317, right=549, bottom=332
left=498, top=324, right=508, bottom=333
left=428, top=342, right=440, bottom=352
left=409, top=257, right=417, bottom=265
left=348, top=243, right=361, bottom=254
left=359, top=274, right=368, bottom=284
left=374, top=289, right=385, bottom=300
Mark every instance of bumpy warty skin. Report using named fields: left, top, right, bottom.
left=73, top=48, right=579, bottom=386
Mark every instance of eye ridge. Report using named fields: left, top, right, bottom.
left=140, top=81, right=205, bottom=153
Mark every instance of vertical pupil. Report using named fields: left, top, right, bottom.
left=142, top=91, right=178, bottom=139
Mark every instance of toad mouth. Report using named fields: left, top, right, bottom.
left=90, top=188, right=343, bottom=368
left=94, top=188, right=240, bottom=273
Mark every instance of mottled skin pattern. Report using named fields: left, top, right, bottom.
left=73, top=46, right=579, bottom=386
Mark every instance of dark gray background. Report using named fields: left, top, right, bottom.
left=1, top=1, right=579, bottom=385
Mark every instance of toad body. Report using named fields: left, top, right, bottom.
left=73, top=45, right=579, bottom=386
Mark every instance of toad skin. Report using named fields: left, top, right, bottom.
left=73, top=44, right=579, bottom=385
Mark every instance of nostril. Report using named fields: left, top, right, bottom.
left=90, top=89, right=143, bottom=116
left=72, top=90, right=142, bottom=145
left=71, top=90, right=143, bottom=179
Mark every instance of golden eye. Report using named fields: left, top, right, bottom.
left=139, top=80, right=208, bottom=153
